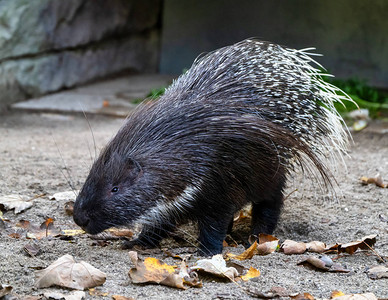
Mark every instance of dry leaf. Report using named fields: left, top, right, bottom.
left=178, top=256, right=202, bottom=287
left=64, top=201, right=74, bottom=216
left=128, top=251, right=187, bottom=289
left=35, top=254, right=106, bottom=290
left=233, top=205, right=252, bottom=223
left=338, top=235, right=377, bottom=254
left=256, top=233, right=279, bottom=255
left=0, top=284, right=12, bottom=297
left=0, top=194, right=33, bottom=214
left=331, top=293, right=378, bottom=300
left=26, top=218, right=61, bottom=240
left=50, top=191, right=78, bottom=201
left=112, top=296, right=135, bottom=300
left=240, top=266, right=260, bottom=281
left=106, top=228, right=134, bottom=238
left=227, top=234, right=279, bottom=260
left=331, top=290, right=346, bottom=298
left=191, top=254, right=238, bottom=281
left=297, top=256, right=351, bottom=273
left=366, top=265, right=388, bottom=279
left=281, top=240, right=307, bottom=254
left=247, top=286, right=290, bottom=298
left=226, top=241, right=258, bottom=260
left=62, top=229, right=85, bottom=236
left=88, top=288, right=109, bottom=297
left=24, top=241, right=41, bottom=257
left=16, top=219, right=31, bottom=229
left=360, top=174, right=386, bottom=188
left=305, top=241, right=326, bottom=253
left=43, top=291, right=86, bottom=300
left=290, top=292, right=315, bottom=300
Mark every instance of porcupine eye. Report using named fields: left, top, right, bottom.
left=111, top=187, right=119, bottom=193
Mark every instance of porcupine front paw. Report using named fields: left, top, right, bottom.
left=121, top=237, right=158, bottom=250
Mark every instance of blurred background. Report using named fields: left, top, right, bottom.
left=0, top=0, right=387, bottom=113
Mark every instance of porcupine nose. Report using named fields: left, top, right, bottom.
left=73, top=201, right=90, bottom=229
left=73, top=210, right=90, bottom=229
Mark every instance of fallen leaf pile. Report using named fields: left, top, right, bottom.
left=128, top=251, right=261, bottom=289
left=2, top=218, right=62, bottom=240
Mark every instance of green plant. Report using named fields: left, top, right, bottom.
left=322, top=75, right=388, bottom=117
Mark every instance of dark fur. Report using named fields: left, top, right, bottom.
left=73, top=39, right=345, bottom=256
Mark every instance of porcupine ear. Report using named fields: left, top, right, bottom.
left=125, top=156, right=143, bottom=181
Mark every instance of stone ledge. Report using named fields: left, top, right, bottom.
left=11, top=74, right=174, bottom=117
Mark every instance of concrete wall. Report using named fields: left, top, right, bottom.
left=0, top=0, right=162, bottom=110
left=160, top=0, right=388, bottom=89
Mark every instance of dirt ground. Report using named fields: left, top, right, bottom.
left=0, top=111, right=387, bottom=299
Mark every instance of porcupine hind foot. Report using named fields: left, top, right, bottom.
left=250, top=175, right=285, bottom=239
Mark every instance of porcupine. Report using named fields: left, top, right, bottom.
left=73, top=39, right=350, bottom=256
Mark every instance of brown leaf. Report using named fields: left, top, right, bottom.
left=112, top=296, right=135, bottom=300
left=191, top=254, right=239, bottom=281
left=178, top=256, right=202, bottom=287
left=226, top=241, right=258, bottom=260
left=24, top=241, right=41, bottom=257
left=338, top=235, right=377, bottom=254
left=43, top=291, right=86, bottom=300
left=247, top=286, right=291, bottom=299
left=305, top=241, right=326, bottom=253
left=50, top=191, right=78, bottom=201
left=226, top=234, right=279, bottom=260
left=331, top=292, right=378, bottom=300
left=0, top=284, right=12, bottom=297
left=107, top=228, right=134, bottom=238
left=35, top=254, right=106, bottom=290
left=298, top=256, right=329, bottom=271
left=331, top=290, right=345, bottom=298
left=297, top=256, right=351, bottom=273
left=41, top=217, right=54, bottom=230
left=240, top=266, right=260, bottom=281
left=360, top=174, right=386, bottom=188
left=64, top=201, right=74, bottom=216
left=0, top=194, right=33, bottom=214
left=88, top=288, right=109, bottom=297
left=16, top=219, right=31, bottom=229
left=27, top=218, right=61, bottom=239
left=128, top=251, right=186, bottom=289
left=281, top=240, right=307, bottom=254
left=256, top=233, right=279, bottom=255
left=366, top=265, right=388, bottom=279
left=290, top=292, right=315, bottom=300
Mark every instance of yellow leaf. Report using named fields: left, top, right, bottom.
left=226, top=241, right=258, bottom=260
left=241, top=266, right=260, bottom=281
left=143, top=257, right=176, bottom=274
left=331, top=290, right=345, bottom=298
left=61, top=229, right=85, bottom=236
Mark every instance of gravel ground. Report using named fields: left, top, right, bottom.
left=0, top=111, right=387, bottom=299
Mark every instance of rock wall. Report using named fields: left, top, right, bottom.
left=0, top=0, right=161, bottom=110
left=160, top=0, right=388, bottom=90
